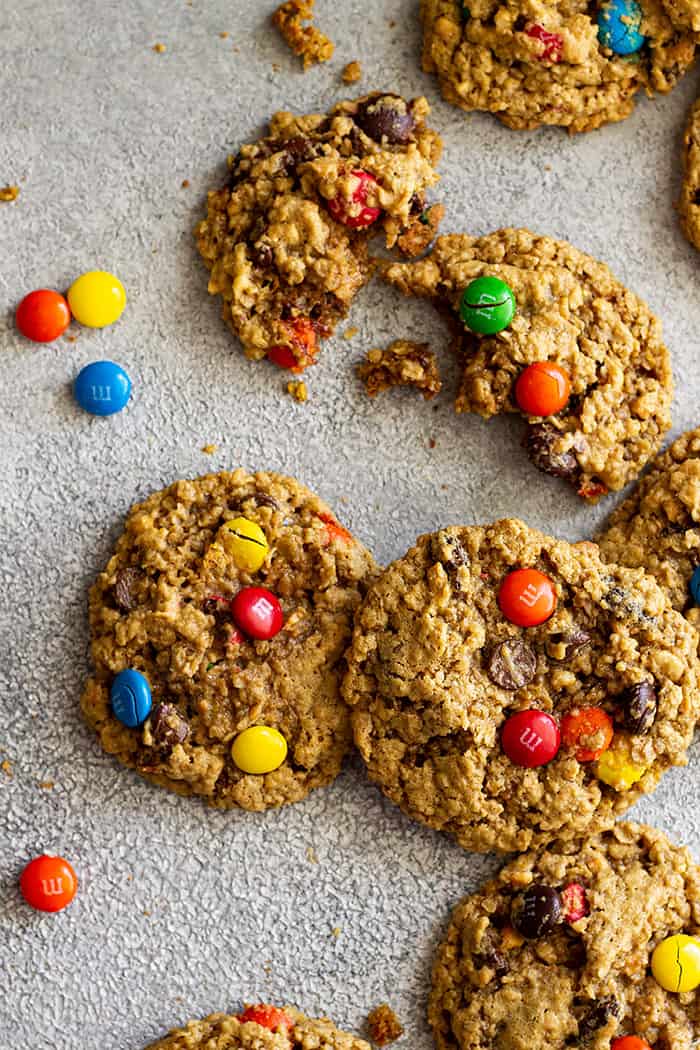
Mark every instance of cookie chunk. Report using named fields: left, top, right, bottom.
left=430, top=822, right=700, bottom=1050
left=358, top=339, right=441, bottom=399
left=195, top=94, right=442, bottom=370
left=272, top=0, right=334, bottom=69
left=342, top=520, right=700, bottom=852
left=385, top=229, right=672, bottom=500
left=82, top=469, right=377, bottom=811
left=366, top=1004, right=404, bottom=1046
left=421, top=0, right=700, bottom=133
left=598, top=426, right=700, bottom=627
left=146, top=1004, right=369, bottom=1050
left=680, top=96, right=700, bottom=250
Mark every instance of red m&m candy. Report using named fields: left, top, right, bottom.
left=515, top=362, right=571, bottom=416
left=328, top=170, right=381, bottom=228
left=611, top=1039, right=653, bottom=1050
left=239, top=1004, right=294, bottom=1033
left=231, top=587, right=284, bottom=640
left=16, top=289, right=71, bottom=343
left=502, top=709, right=560, bottom=767
left=498, top=568, right=557, bottom=627
left=525, top=24, right=564, bottom=62
left=20, top=854, right=78, bottom=912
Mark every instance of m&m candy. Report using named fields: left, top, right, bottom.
left=611, top=1039, right=652, bottom=1050
left=20, top=854, right=78, bottom=912
left=327, top=170, right=381, bottom=228
left=220, top=517, right=269, bottom=573
left=498, top=568, right=557, bottom=627
left=16, top=289, right=71, bottom=343
left=67, top=270, right=126, bottom=327
left=459, top=276, right=516, bottom=335
left=597, top=0, right=645, bottom=55
left=239, top=1005, right=294, bottom=1033
left=561, top=706, right=614, bottom=762
left=231, top=726, right=288, bottom=774
left=651, top=934, right=700, bottom=993
left=231, top=587, right=284, bottom=640
left=74, top=360, right=132, bottom=416
left=595, top=736, right=646, bottom=790
left=110, top=668, right=152, bottom=727
left=501, top=709, right=561, bottom=767
left=690, top=565, right=700, bottom=605
left=515, top=362, right=571, bottom=417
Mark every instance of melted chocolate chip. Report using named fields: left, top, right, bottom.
left=547, top=626, right=592, bottom=661
left=622, top=680, right=658, bottom=734
left=524, top=423, right=579, bottom=481
left=578, top=997, right=620, bottom=1041
left=148, top=703, right=189, bottom=751
left=511, top=884, right=562, bottom=939
left=251, top=243, right=274, bottom=269
left=281, top=136, right=318, bottom=173
left=486, top=639, right=537, bottom=690
left=355, top=95, right=415, bottom=144
left=114, top=567, right=140, bottom=611
left=473, top=946, right=509, bottom=979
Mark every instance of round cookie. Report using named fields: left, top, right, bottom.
left=421, top=0, right=700, bottom=133
left=430, top=822, right=700, bottom=1050
left=597, top=426, right=700, bottom=630
left=145, top=1005, right=369, bottom=1050
left=342, top=519, right=700, bottom=853
left=680, top=97, right=700, bottom=251
left=385, top=229, right=673, bottom=501
left=82, top=469, right=377, bottom=811
left=195, top=92, right=443, bottom=370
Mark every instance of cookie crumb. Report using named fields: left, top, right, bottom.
left=38, top=780, right=54, bottom=790
left=367, top=1004, right=403, bottom=1046
left=1, top=758, right=13, bottom=777
left=0, top=184, right=19, bottom=202
left=306, top=845, right=319, bottom=864
left=181, top=178, right=190, bottom=188
left=272, top=0, right=334, bottom=69
left=428, top=437, right=436, bottom=449
left=359, top=340, right=441, bottom=400
left=201, top=443, right=218, bottom=455
left=331, top=925, right=342, bottom=938
left=397, top=202, right=444, bottom=256
left=152, top=42, right=167, bottom=53
left=341, top=60, right=362, bottom=84
left=343, top=327, right=359, bottom=340
left=287, top=379, right=308, bottom=402
left=219, top=30, right=229, bottom=38
left=66, top=335, right=77, bottom=343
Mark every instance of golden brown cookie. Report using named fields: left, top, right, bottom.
left=342, top=520, right=700, bottom=853
left=680, top=96, right=700, bottom=250
left=146, top=1005, right=369, bottom=1050
left=82, top=469, right=377, bottom=811
left=195, top=93, right=442, bottom=371
left=385, top=229, right=673, bottom=501
left=430, top=822, right=700, bottom=1050
left=358, top=339, right=441, bottom=399
left=421, top=0, right=700, bottom=133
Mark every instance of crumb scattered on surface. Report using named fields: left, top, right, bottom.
left=181, top=179, right=190, bottom=188
left=0, top=185, right=19, bottom=202
left=428, top=437, right=436, bottom=449
left=367, top=1004, right=403, bottom=1046
left=272, top=0, right=334, bottom=69
left=341, top=60, right=362, bottom=84
left=358, top=340, right=441, bottom=400
left=201, top=443, right=218, bottom=454
left=343, top=327, right=359, bottom=340
left=287, top=379, right=308, bottom=402
left=152, top=42, right=167, bottom=53
left=306, top=845, right=319, bottom=864
left=66, top=335, right=77, bottom=343
left=331, top=926, right=342, bottom=938
left=219, top=30, right=229, bottom=38
left=38, top=780, right=54, bottom=790
left=396, top=201, right=444, bottom=256
left=1, top=758, right=13, bottom=777
left=143, top=909, right=151, bottom=917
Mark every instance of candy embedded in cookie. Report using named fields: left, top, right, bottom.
left=429, top=822, right=700, bottom=1050
left=385, top=229, right=673, bottom=501
left=343, top=519, right=700, bottom=852
left=195, top=93, right=443, bottom=371
left=144, top=1004, right=371, bottom=1050
left=82, top=469, right=377, bottom=811
left=420, top=0, right=700, bottom=133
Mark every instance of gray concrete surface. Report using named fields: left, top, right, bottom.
left=1, top=2, right=699, bottom=1047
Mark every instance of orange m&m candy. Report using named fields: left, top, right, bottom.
left=515, top=362, right=571, bottom=416
left=239, top=1004, right=294, bottom=1033
left=561, top=706, right=614, bottom=762
left=20, top=854, right=78, bottom=912
left=611, top=1038, right=653, bottom=1050
left=498, top=568, right=557, bottom=627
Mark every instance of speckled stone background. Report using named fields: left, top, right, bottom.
left=1, top=2, right=699, bottom=1047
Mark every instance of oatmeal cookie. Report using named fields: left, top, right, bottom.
left=680, top=96, right=700, bottom=250
left=195, top=93, right=442, bottom=371
left=82, top=469, right=377, bottom=811
left=272, top=0, right=334, bottom=69
left=385, top=229, right=673, bottom=501
left=146, top=1004, right=369, bottom=1050
left=358, top=339, right=441, bottom=399
left=421, top=0, right=700, bottom=133
left=342, top=520, right=700, bottom=853
left=430, top=822, right=700, bottom=1050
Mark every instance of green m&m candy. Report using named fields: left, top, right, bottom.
left=460, top=276, right=516, bottom=335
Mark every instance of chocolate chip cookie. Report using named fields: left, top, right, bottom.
left=421, top=1, right=700, bottom=133
left=680, top=96, right=700, bottom=250
left=430, top=821, right=700, bottom=1050
left=385, top=229, right=673, bottom=501
left=82, top=469, right=377, bottom=811
left=598, top=426, right=700, bottom=630
left=342, top=519, right=700, bottom=853
left=146, top=1004, right=369, bottom=1050
left=195, top=93, right=443, bottom=371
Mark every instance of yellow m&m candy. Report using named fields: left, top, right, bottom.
left=68, top=270, right=126, bottom=327
left=651, top=934, right=700, bottom=993
left=595, top=736, right=646, bottom=791
left=219, top=517, right=268, bottom=572
left=231, top=725, right=287, bottom=774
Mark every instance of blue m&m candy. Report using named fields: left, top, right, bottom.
left=597, top=0, right=645, bottom=55
left=74, top=360, right=131, bottom=416
left=690, top=566, right=700, bottom=605
left=110, top=669, right=152, bottom=727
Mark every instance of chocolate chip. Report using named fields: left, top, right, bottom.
left=355, top=95, right=415, bottom=144
left=253, top=492, right=279, bottom=510
left=547, top=626, right=592, bottom=661
left=511, top=884, right=562, bottom=939
left=577, top=997, right=620, bottom=1041
left=622, top=681, right=658, bottom=734
left=114, top=567, right=140, bottom=611
left=602, top=584, right=653, bottom=625
left=251, top=243, right=273, bottom=269
left=473, top=947, right=509, bottom=979
left=148, top=703, right=189, bottom=750
left=487, top=639, right=537, bottom=690
left=281, top=136, right=318, bottom=173
left=524, top=423, right=579, bottom=481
